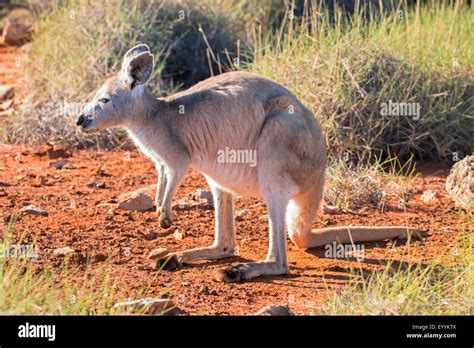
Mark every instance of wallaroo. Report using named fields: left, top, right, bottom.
left=77, top=44, right=420, bottom=282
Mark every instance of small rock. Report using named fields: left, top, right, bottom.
left=32, top=175, right=46, bottom=187
left=145, top=230, right=157, bottom=240
left=421, top=190, right=437, bottom=203
left=47, top=146, right=71, bottom=159
left=50, top=159, right=67, bottom=169
left=1, top=20, right=33, bottom=46
left=20, top=204, right=48, bottom=216
left=147, top=247, right=169, bottom=261
left=87, top=179, right=96, bottom=188
left=191, top=189, right=213, bottom=205
left=118, top=189, right=154, bottom=212
left=446, top=155, right=473, bottom=210
left=200, top=284, right=209, bottom=294
left=96, top=182, right=106, bottom=189
left=323, top=204, right=341, bottom=214
left=236, top=209, right=251, bottom=216
left=94, top=165, right=112, bottom=177
left=113, top=298, right=175, bottom=315
left=53, top=246, right=75, bottom=256
left=173, top=230, right=183, bottom=240
left=0, top=85, right=14, bottom=101
left=235, top=209, right=251, bottom=221
left=255, top=304, right=294, bottom=316
left=89, top=253, right=107, bottom=264
left=105, top=209, right=115, bottom=221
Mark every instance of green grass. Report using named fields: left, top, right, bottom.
left=7, top=0, right=246, bottom=147
left=0, top=220, right=167, bottom=315
left=315, top=212, right=473, bottom=315
left=248, top=0, right=473, bottom=162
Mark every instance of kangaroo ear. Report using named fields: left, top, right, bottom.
left=123, top=51, right=154, bottom=89
left=122, top=44, right=150, bottom=70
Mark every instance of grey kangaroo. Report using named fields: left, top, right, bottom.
left=77, top=44, right=418, bottom=281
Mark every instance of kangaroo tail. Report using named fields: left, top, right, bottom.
left=287, top=178, right=421, bottom=248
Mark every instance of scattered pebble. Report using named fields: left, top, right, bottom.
left=50, top=159, right=68, bottom=170
left=20, top=204, right=48, bottom=216
left=173, top=230, right=183, bottom=240
left=323, top=204, right=342, bottom=214
left=47, top=146, right=71, bottom=160
left=191, top=189, right=213, bottom=204
left=118, top=189, right=154, bottom=212
left=32, top=175, right=46, bottom=187
left=421, top=190, right=437, bottom=203
left=87, top=179, right=96, bottom=188
left=174, top=189, right=214, bottom=210
left=96, top=182, right=106, bottom=189
left=53, top=246, right=75, bottom=256
left=254, top=304, right=294, bottom=316
left=236, top=210, right=252, bottom=221
left=89, top=253, right=107, bottom=264
left=145, top=230, right=157, bottom=240
left=105, top=209, right=115, bottom=221
left=199, top=284, right=217, bottom=295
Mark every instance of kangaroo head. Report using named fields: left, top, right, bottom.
left=76, top=44, right=154, bottom=133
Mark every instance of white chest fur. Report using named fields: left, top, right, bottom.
left=126, top=128, right=163, bottom=166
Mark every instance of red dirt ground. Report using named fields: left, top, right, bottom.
left=0, top=44, right=26, bottom=128
left=0, top=143, right=466, bottom=315
left=0, top=46, right=22, bottom=84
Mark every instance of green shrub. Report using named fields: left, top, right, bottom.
left=249, top=1, right=473, bottom=162
left=7, top=0, right=245, bottom=147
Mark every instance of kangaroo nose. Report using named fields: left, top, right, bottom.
left=76, top=114, right=85, bottom=126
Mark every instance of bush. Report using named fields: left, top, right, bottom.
left=6, top=0, right=246, bottom=147
left=249, top=1, right=473, bottom=162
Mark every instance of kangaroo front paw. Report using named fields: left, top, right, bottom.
left=159, top=216, right=172, bottom=229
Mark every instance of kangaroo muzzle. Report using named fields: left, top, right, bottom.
left=76, top=114, right=85, bottom=126
left=76, top=114, right=94, bottom=132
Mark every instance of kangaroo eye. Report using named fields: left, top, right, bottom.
left=99, top=98, right=110, bottom=104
